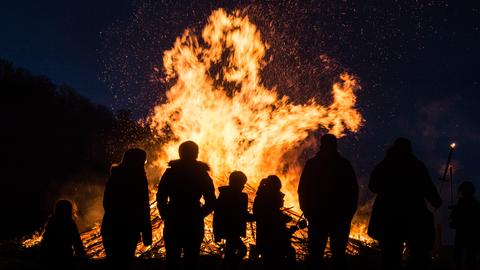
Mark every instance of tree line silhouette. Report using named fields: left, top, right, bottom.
left=0, top=59, right=156, bottom=239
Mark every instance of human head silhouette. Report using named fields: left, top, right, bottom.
left=266, top=175, right=282, bottom=191
left=458, top=181, right=475, bottom=199
left=390, top=137, right=412, bottom=156
left=121, top=148, right=147, bottom=169
left=54, top=199, right=73, bottom=219
left=229, top=171, right=247, bottom=191
left=179, top=141, right=199, bottom=161
left=320, top=133, right=338, bottom=152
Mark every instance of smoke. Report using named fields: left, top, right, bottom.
left=49, top=170, right=107, bottom=231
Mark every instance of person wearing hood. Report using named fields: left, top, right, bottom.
left=213, top=170, right=252, bottom=270
left=253, top=175, right=297, bottom=268
left=156, top=141, right=216, bottom=270
left=298, top=134, right=358, bottom=270
left=368, top=138, right=442, bottom=269
left=101, top=148, right=152, bottom=269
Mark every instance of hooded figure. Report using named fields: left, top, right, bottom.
left=157, top=141, right=216, bottom=270
left=101, top=148, right=152, bottom=269
left=253, top=175, right=296, bottom=268
left=213, top=171, right=252, bottom=270
left=298, top=133, right=358, bottom=270
left=368, top=138, right=441, bottom=269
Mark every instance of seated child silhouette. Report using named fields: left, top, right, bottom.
left=41, top=199, right=86, bottom=266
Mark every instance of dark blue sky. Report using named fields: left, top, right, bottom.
left=1, top=0, right=133, bottom=105
left=1, top=0, right=479, bottom=209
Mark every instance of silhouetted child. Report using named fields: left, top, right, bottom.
left=253, top=175, right=296, bottom=268
left=213, top=171, right=252, bottom=269
left=450, top=181, right=480, bottom=270
left=41, top=199, right=86, bottom=267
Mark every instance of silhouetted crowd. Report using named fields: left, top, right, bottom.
left=40, top=135, right=480, bottom=270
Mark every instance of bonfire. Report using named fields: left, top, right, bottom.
left=24, top=8, right=376, bottom=259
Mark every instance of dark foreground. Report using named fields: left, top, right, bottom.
left=0, top=242, right=455, bottom=270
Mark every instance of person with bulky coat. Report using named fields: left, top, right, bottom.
left=368, top=138, right=442, bottom=269
left=298, top=133, right=358, bottom=270
left=157, top=141, right=216, bottom=270
left=101, top=148, right=152, bottom=270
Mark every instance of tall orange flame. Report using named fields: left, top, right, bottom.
left=22, top=8, right=371, bottom=258
left=149, top=9, right=362, bottom=207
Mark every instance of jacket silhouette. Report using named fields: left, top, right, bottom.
left=101, top=148, right=152, bottom=269
left=368, top=138, right=441, bottom=269
left=41, top=199, right=86, bottom=266
left=253, top=175, right=296, bottom=268
left=213, top=171, right=252, bottom=269
left=157, top=141, right=216, bottom=270
left=450, top=181, right=480, bottom=270
left=298, top=134, right=358, bottom=270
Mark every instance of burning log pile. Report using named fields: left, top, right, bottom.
left=23, top=189, right=377, bottom=260
left=23, top=7, right=378, bottom=260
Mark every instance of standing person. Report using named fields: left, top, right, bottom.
left=298, top=133, right=358, bottom=270
left=253, top=175, right=296, bottom=269
left=41, top=199, right=86, bottom=268
left=368, top=138, right=442, bottom=269
left=213, top=171, right=253, bottom=270
left=157, top=141, right=216, bottom=270
left=101, top=148, right=152, bottom=269
left=450, top=181, right=480, bottom=270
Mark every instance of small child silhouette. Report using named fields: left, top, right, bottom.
left=213, top=171, right=253, bottom=270
left=253, top=175, right=296, bottom=268
left=41, top=199, right=86, bottom=266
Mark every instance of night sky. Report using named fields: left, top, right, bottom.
left=2, top=0, right=479, bottom=238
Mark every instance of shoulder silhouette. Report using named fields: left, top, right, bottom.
left=368, top=137, right=441, bottom=269
left=298, top=133, right=358, bottom=269
left=156, top=141, right=216, bottom=270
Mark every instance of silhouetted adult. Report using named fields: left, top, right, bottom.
left=41, top=199, right=86, bottom=267
left=298, top=133, right=358, bottom=270
left=253, top=175, right=296, bottom=269
left=450, top=181, right=480, bottom=270
left=101, top=148, right=152, bottom=269
left=157, top=141, right=216, bottom=270
left=368, top=138, right=442, bottom=269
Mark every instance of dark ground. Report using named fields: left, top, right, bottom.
left=0, top=241, right=456, bottom=270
